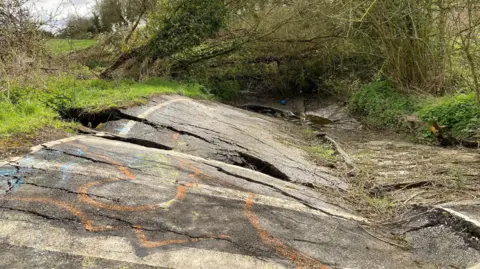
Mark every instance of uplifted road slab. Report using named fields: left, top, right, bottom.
left=1, top=134, right=434, bottom=269
left=98, top=95, right=344, bottom=190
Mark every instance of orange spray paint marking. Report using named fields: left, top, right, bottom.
left=119, top=167, right=136, bottom=179
left=172, top=133, right=181, bottom=141
left=175, top=186, right=186, bottom=200
left=6, top=143, right=232, bottom=251
left=178, top=160, right=206, bottom=187
left=71, top=145, right=159, bottom=211
left=244, top=193, right=331, bottom=269
left=0, top=197, right=117, bottom=232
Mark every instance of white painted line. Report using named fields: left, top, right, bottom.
left=118, top=98, right=189, bottom=136
left=435, top=205, right=480, bottom=228
left=30, top=136, right=83, bottom=153
left=0, top=157, right=21, bottom=167
left=468, top=264, right=480, bottom=269
left=118, top=121, right=136, bottom=136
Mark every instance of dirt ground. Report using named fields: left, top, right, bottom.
left=325, top=127, right=480, bottom=222
left=0, top=127, right=69, bottom=160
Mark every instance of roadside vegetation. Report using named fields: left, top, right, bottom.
left=350, top=80, right=480, bottom=142
left=1, top=0, right=479, bottom=147
left=0, top=76, right=206, bottom=136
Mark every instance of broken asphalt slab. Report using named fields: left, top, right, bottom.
left=1, top=95, right=479, bottom=268
left=98, top=95, right=344, bottom=190
left=1, top=135, right=432, bottom=269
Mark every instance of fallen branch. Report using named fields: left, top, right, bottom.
left=324, top=135, right=358, bottom=176
left=380, top=210, right=433, bottom=226
left=370, top=180, right=437, bottom=196
left=358, top=224, right=411, bottom=250
left=403, top=191, right=427, bottom=205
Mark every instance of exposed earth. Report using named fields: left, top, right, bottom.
left=1, top=95, right=479, bottom=269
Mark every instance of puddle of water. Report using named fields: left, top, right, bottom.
left=305, top=114, right=333, bottom=126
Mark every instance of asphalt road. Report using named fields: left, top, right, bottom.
left=1, top=95, right=478, bottom=269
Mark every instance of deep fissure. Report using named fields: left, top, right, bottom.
left=64, top=108, right=293, bottom=183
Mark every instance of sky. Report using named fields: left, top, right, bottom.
left=27, top=0, right=95, bottom=32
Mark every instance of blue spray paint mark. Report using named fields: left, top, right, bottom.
left=75, top=148, right=85, bottom=156
left=9, top=177, right=23, bottom=193
left=1, top=177, right=24, bottom=195
left=0, top=168, right=18, bottom=176
left=19, top=156, right=35, bottom=166
left=18, top=156, right=35, bottom=173
left=115, top=122, right=128, bottom=134
left=60, top=162, right=77, bottom=182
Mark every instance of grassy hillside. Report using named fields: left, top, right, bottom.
left=46, top=39, right=97, bottom=55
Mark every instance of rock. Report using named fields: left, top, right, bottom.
left=305, top=97, right=360, bottom=129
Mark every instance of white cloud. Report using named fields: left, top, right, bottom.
left=27, top=0, right=95, bottom=32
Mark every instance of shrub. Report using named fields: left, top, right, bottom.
left=206, top=80, right=240, bottom=102
left=418, top=93, right=480, bottom=139
left=349, top=80, right=419, bottom=129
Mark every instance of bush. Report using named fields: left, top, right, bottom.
left=349, top=80, right=419, bottom=129
left=418, top=93, right=480, bottom=139
left=349, top=80, right=480, bottom=142
left=206, top=80, right=240, bottom=102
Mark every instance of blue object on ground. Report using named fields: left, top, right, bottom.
left=281, top=100, right=286, bottom=105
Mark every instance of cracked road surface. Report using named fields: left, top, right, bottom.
left=0, top=96, right=475, bottom=268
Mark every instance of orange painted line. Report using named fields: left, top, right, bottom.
left=244, top=193, right=331, bottom=269
left=71, top=145, right=159, bottom=211
left=119, top=166, right=136, bottom=179
left=0, top=197, right=116, bottom=232
left=7, top=144, right=235, bottom=251
left=172, top=133, right=181, bottom=141
left=175, top=186, right=186, bottom=200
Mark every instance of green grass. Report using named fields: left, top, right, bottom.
left=43, top=77, right=208, bottom=113
left=46, top=39, right=97, bottom=55
left=305, top=144, right=336, bottom=162
left=0, top=77, right=208, bottom=136
left=0, top=98, right=65, bottom=136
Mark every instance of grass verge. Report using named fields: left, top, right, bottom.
left=0, top=76, right=208, bottom=138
